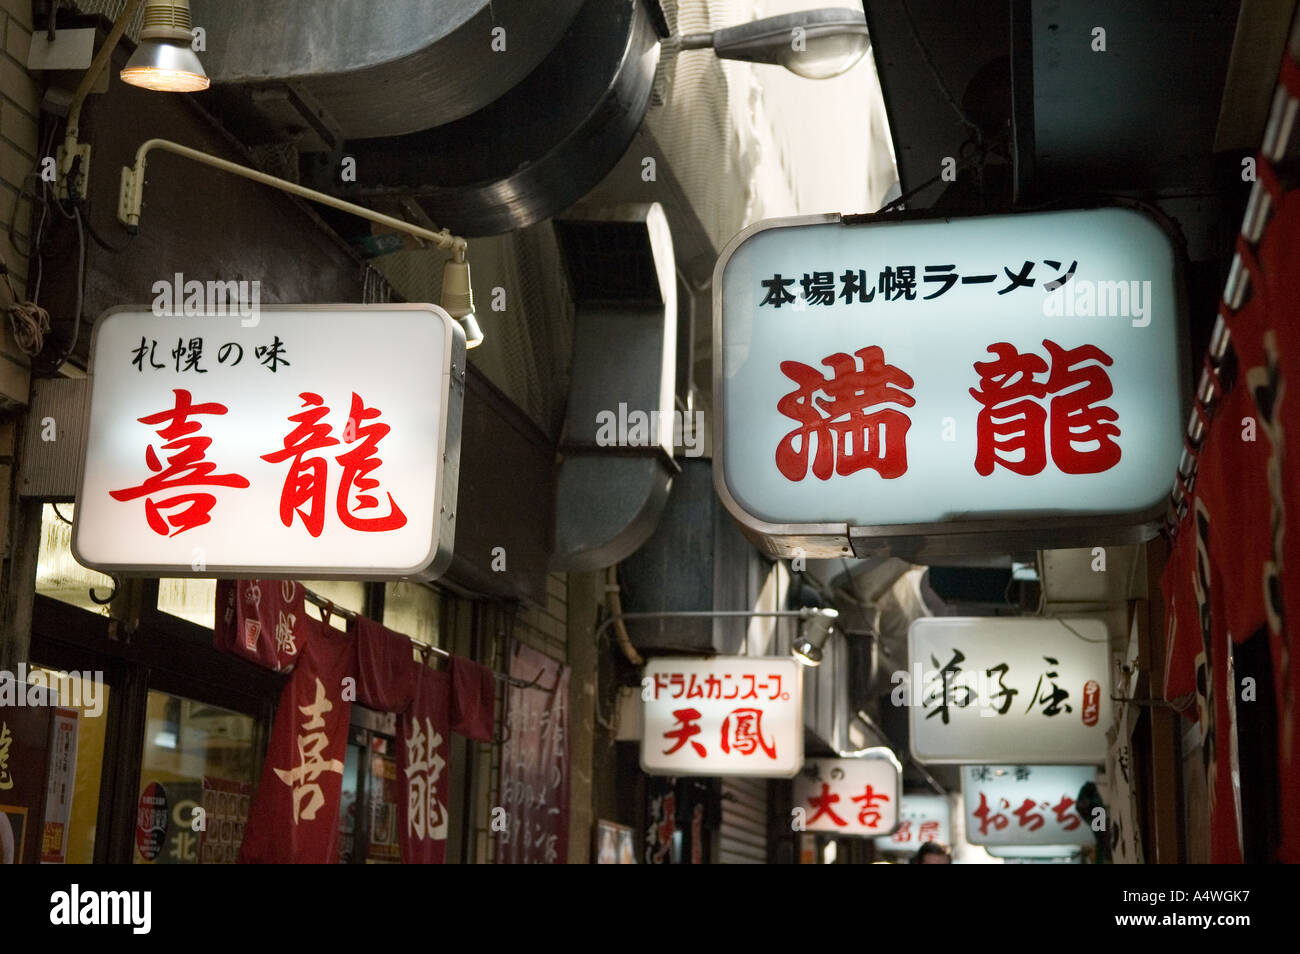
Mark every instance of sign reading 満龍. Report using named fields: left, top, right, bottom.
left=793, top=754, right=900, bottom=836
left=713, top=207, right=1184, bottom=556
left=961, top=764, right=1096, bottom=846
left=906, top=617, right=1111, bottom=764
left=874, top=793, right=951, bottom=852
left=641, top=657, right=802, bottom=778
left=73, top=305, right=464, bottom=580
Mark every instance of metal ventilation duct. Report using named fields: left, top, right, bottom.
left=190, top=0, right=585, bottom=137
left=551, top=203, right=677, bottom=572
left=299, top=0, right=661, bottom=236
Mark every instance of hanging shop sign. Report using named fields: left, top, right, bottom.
left=73, top=304, right=465, bottom=580
left=907, top=616, right=1111, bottom=764
left=874, top=793, right=951, bottom=853
left=713, top=207, right=1185, bottom=558
left=793, top=753, right=901, bottom=836
left=961, top=765, right=1096, bottom=847
left=641, top=657, right=803, bottom=777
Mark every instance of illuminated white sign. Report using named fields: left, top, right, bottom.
left=793, top=754, right=900, bottom=835
left=640, top=657, right=802, bottom=777
left=713, top=207, right=1184, bottom=556
left=961, top=764, right=1096, bottom=846
left=73, top=305, right=464, bottom=579
left=874, top=793, right=951, bottom=852
left=906, top=617, right=1111, bottom=764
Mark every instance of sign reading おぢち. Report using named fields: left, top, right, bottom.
left=961, top=764, right=1096, bottom=846
left=641, top=657, right=802, bottom=777
left=906, top=617, right=1111, bottom=764
left=713, top=207, right=1184, bottom=557
left=73, top=305, right=464, bottom=580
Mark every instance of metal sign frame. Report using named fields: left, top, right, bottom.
left=72, top=303, right=465, bottom=581
left=711, top=204, right=1190, bottom=561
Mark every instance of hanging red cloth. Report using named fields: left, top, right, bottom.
left=353, top=617, right=418, bottom=713
left=214, top=579, right=312, bottom=672
left=1252, top=166, right=1300, bottom=863
left=239, top=616, right=355, bottom=864
left=397, top=666, right=452, bottom=864
left=449, top=655, right=496, bottom=742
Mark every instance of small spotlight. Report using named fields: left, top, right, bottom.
left=677, top=7, right=870, bottom=80
left=793, top=607, right=839, bottom=667
left=459, top=314, right=484, bottom=350
left=440, top=257, right=481, bottom=349
left=120, top=0, right=209, bottom=93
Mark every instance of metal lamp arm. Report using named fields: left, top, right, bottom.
left=117, top=138, right=468, bottom=261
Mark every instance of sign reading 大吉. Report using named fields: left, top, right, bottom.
left=73, top=305, right=464, bottom=580
left=713, top=207, right=1184, bottom=556
left=793, top=754, right=901, bottom=836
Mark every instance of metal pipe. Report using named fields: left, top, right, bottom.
left=118, top=138, right=468, bottom=259
left=66, top=0, right=145, bottom=144
left=297, top=585, right=538, bottom=689
left=592, top=608, right=831, bottom=646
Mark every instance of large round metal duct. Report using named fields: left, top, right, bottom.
left=300, top=0, right=660, bottom=236
left=190, top=0, right=585, bottom=137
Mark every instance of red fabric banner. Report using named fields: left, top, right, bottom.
left=354, top=617, right=417, bottom=713
left=497, top=644, right=569, bottom=864
left=1255, top=180, right=1300, bottom=863
left=239, top=621, right=355, bottom=864
left=397, top=667, right=451, bottom=864
left=449, top=655, right=496, bottom=742
left=214, top=580, right=311, bottom=672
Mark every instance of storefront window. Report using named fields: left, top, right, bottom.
left=158, top=578, right=217, bottom=629
left=35, top=504, right=114, bottom=616
left=28, top=665, right=110, bottom=865
left=383, top=581, right=441, bottom=648
left=302, top=580, right=366, bottom=632
left=133, top=691, right=259, bottom=865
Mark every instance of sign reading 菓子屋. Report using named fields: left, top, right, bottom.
left=713, top=207, right=1185, bottom=557
left=874, top=793, right=951, bottom=853
left=961, top=764, right=1096, bottom=846
left=906, top=617, right=1111, bottom=764
left=73, top=305, right=464, bottom=580
left=793, top=754, right=901, bottom=836
left=640, top=657, right=802, bottom=777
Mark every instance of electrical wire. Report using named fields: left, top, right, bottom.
left=899, top=0, right=984, bottom=145
left=32, top=205, right=86, bottom=374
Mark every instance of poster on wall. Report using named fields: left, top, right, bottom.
left=40, top=708, right=79, bottom=864
left=498, top=644, right=569, bottom=864
left=0, top=692, right=55, bottom=865
left=199, top=777, right=252, bottom=865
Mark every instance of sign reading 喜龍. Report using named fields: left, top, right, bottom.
left=793, top=754, right=901, bottom=836
left=713, top=207, right=1185, bottom=557
left=906, top=617, right=1111, bottom=764
left=641, top=657, right=803, bottom=778
left=73, top=305, right=464, bottom=580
